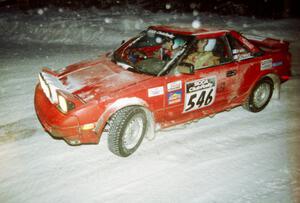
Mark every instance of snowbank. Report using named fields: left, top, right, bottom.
left=1, top=6, right=299, bottom=47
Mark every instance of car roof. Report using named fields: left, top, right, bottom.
left=149, top=25, right=230, bottom=37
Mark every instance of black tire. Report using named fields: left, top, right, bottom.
left=108, top=106, right=147, bottom=157
left=243, top=77, right=273, bottom=112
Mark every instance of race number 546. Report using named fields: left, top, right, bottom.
left=184, top=76, right=217, bottom=112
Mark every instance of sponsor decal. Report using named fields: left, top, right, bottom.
left=167, top=80, right=182, bottom=92
left=239, top=53, right=253, bottom=60
left=232, top=49, right=253, bottom=61
left=148, top=86, right=164, bottom=97
left=168, top=90, right=182, bottom=104
left=272, top=61, right=283, bottom=67
left=184, top=76, right=217, bottom=112
left=240, top=36, right=255, bottom=50
left=147, top=29, right=175, bottom=39
left=260, top=58, right=273, bottom=70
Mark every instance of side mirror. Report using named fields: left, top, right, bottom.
left=177, top=62, right=194, bottom=74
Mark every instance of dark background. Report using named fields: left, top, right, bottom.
left=0, top=0, right=299, bottom=18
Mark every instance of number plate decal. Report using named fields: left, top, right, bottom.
left=184, top=76, right=217, bottom=112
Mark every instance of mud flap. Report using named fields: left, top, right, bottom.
left=143, top=108, right=156, bottom=141
left=272, top=82, right=281, bottom=100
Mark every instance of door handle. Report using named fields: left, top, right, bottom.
left=226, top=70, right=237, bottom=77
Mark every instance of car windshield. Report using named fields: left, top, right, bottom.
left=112, top=29, right=190, bottom=76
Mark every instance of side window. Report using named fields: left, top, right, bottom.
left=182, top=36, right=232, bottom=70
left=227, top=34, right=253, bottom=61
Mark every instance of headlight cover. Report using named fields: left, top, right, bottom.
left=39, top=71, right=77, bottom=113
left=39, top=71, right=66, bottom=104
left=58, top=95, right=68, bottom=113
left=57, top=94, right=75, bottom=113
left=39, top=74, right=51, bottom=99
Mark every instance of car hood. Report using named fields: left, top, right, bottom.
left=58, top=56, right=152, bottom=101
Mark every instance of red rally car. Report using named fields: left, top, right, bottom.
left=34, top=25, right=291, bottom=157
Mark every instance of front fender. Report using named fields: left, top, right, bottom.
left=95, top=97, right=154, bottom=139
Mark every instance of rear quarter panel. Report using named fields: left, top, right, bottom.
left=238, top=50, right=291, bottom=104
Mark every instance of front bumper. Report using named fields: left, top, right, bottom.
left=34, top=85, right=99, bottom=145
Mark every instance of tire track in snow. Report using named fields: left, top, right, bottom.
left=0, top=117, right=39, bottom=144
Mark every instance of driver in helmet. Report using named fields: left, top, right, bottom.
left=155, top=38, right=186, bottom=61
left=159, top=38, right=174, bottom=61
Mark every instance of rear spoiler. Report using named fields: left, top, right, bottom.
left=244, top=34, right=290, bottom=52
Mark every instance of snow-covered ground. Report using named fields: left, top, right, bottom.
left=0, top=6, right=300, bottom=203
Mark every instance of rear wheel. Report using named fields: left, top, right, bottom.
left=243, top=78, right=273, bottom=112
left=108, top=106, right=147, bottom=157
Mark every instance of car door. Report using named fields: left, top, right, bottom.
left=225, top=33, right=262, bottom=105
left=164, top=36, right=238, bottom=125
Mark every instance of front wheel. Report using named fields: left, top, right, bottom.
left=243, top=78, right=274, bottom=112
left=108, top=106, right=147, bottom=157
